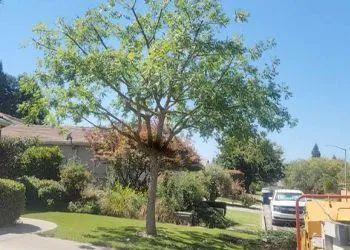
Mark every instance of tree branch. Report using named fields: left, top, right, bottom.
left=32, top=38, right=57, bottom=52
left=61, top=25, right=88, bottom=55
left=131, top=1, right=151, bottom=49
left=91, top=24, right=109, bottom=50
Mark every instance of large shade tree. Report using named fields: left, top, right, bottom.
left=25, top=0, right=294, bottom=235
left=217, top=135, right=285, bottom=191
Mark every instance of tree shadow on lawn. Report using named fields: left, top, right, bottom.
left=83, top=225, right=257, bottom=250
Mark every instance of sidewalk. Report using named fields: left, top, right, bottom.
left=0, top=218, right=110, bottom=250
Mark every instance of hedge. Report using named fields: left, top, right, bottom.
left=0, top=138, right=37, bottom=179
left=20, top=146, right=64, bottom=180
left=18, top=176, right=66, bottom=209
left=0, top=178, right=25, bottom=226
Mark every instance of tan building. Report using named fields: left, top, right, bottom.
left=0, top=113, right=106, bottom=178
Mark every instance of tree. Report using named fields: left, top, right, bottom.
left=17, top=75, right=49, bottom=125
left=217, top=135, right=285, bottom=191
left=0, top=62, right=21, bottom=117
left=0, top=62, right=48, bottom=124
left=284, top=158, right=343, bottom=193
left=25, top=0, right=294, bottom=235
left=311, top=143, right=321, bottom=158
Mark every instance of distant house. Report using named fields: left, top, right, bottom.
left=0, top=112, right=106, bottom=178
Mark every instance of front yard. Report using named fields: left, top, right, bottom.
left=24, top=211, right=261, bottom=250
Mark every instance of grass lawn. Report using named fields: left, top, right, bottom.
left=24, top=211, right=260, bottom=250
left=225, top=210, right=261, bottom=231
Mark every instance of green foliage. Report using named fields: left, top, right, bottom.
left=239, top=193, right=256, bottom=207
left=60, top=160, right=91, bottom=201
left=67, top=185, right=105, bottom=215
left=27, top=0, right=295, bottom=234
left=284, top=158, right=343, bottom=193
left=218, top=135, right=285, bottom=191
left=158, top=171, right=207, bottom=212
left=311, top=143, right=321, bottom=158
left=256, top=231, right=296, bottom=250
left=195, top=202, right=231, bottom=229
left=0, top=178, right=25, bottom=226
left=0, top=62, right=47, bottom=124
left=18, top=176, right=66, bottom=209
left=68, top=200, right=100, bottom=214
left=0, top=62, right=21, bottom=117
left=203, top=165, right=232, bottom=201
left=18, top=74, right=49, bottom=125
left=21, top=146, right=63, bottom=180
left=100, top=182, right=146, bottom=219
left=155, top=198, right=177, bottom=223
left=0, top=138, right=37, bottom=179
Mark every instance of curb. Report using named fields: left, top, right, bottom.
left=261, top=204, right=267, bottom=231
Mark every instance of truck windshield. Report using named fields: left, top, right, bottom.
left=276, top=193, right=302, bottom=201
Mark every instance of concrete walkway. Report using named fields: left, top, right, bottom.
left=0, top=218, right=110, bottom=250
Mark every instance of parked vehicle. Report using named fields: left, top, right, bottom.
left=261, top=187, right=274, bottom=205
left=270, top=189, right=305, bottom=225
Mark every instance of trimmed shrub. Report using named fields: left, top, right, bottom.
left=100, top=182, right=146, bottom=219
left=0, top=138, right=37, bottom=179
left=0, top=178, right=25, bottom=226
left=60, top=161, right=91, bottom=201
left=21, top=146, right=63, bottom=180
left=203, top=165, right=232, bottom=201
left=18, top=176, right=66, bottom=209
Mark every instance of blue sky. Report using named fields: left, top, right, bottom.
left=1, top=0, right=350, bottom=162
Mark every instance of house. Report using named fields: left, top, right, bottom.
left=0, top=112, right=22, bottom=129
left=0, top=112, right=106, bottom=178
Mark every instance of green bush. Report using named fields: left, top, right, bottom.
left=100, top=182, right=146, bottom=219
left=21, top=146, right=63, bottom=180
left=0, top=138, right=37, bottom=179
left=255, top=231, right=296, bottom=250
left=67, top=185, right=105, bottom=215
left=203, top=165, right=232, bottom=201
left=68, top=200, right=100, bottom=214
left=0, top=178, right=25, bottom=226
left=18, top=176, right=66, bottom=209
left=155, top=198, right=177, bottom=223
left=158, top=171, right=207, bottom=212
left=239, top=192, right=256, bottom=207
left=195, top=202, right=231, bottom=229
left=60, top=161, right=90, bottom=201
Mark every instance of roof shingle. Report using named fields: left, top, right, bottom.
left=1, top=124, right=92, bottom=146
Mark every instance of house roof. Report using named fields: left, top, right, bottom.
left=1, top=124, right=93, bottom=146
left=0, top=112, right=23, bottom=127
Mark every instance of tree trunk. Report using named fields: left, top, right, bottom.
left=146, top=154, right=158, bottom=236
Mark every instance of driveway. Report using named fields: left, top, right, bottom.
left=0, top=218, right=110, bottom=250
